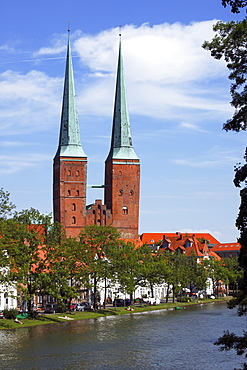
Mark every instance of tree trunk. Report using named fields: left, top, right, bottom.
left=103, top=276, right=107, bottom=309
left=172, top=284, right=175, bottom=303
left=93, top=276, right=97, bottom=310
left=166, top=286, right=169, bottom=303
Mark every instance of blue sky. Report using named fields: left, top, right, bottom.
left=0, top=0, right=245, bottom=242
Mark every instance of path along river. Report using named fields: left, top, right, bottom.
left=0, top=302, right=246, bottom=370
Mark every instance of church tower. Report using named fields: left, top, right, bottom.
left=104, top=35, right=140, bottom=239
left=53, top=30, right=87, bottom=238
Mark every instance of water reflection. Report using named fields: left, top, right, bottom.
left=0, top=303, right=246, bottom=370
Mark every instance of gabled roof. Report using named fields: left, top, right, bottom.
left=140, top=232, right=220, bottom=245
left=159, top=234, right=221, bottom=260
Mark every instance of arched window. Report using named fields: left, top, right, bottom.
left=122, top=206, right=128, bottom=215
left=68, top=170, right=71, bottom=176
left=130, top=190, right=134, bottom=196
left=72, top=216, right=76, bottom=224
left=68, top=190, right=71, bottom=196
left=76, top=190, right=79, bottom=196
left=76, top=170, right=79, bottom=177
left=119, top=189, right=123, bottom=196
left=72, top=203, right=76, bottom=211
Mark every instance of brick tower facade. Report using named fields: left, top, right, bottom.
left=53, top=33, right=140, bottom=239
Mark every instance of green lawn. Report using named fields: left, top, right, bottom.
left=0, top=298, right=229, bottom=330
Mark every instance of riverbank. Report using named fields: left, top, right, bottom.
left=0, top=297, right=230, bottom=330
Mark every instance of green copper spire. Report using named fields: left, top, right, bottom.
left=106, top=36, right=139, bottom=161
left=55, top=31, right=86, bottom=158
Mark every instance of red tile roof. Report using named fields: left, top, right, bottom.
left=211, top=243, right=241, bottom=252
left=140, top=232, right=220, bottom=245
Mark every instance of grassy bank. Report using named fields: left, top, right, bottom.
left=0, top=297, right=229, bottom=330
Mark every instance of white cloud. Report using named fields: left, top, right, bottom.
left=72, top=22, right=230, bottom=120
left=0, top=153, right=50, bottom=174
left=0, top=21, right=231, bottom=135
left=173, top=147, right=240, bottom=168
left=74, top=21, right=226, bottom=82
left=0, top=70, right=62, bottom=134
left=180, top=122, right=207, bottom=132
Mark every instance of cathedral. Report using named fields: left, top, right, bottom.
left=53, top=32, right=140, bottom=240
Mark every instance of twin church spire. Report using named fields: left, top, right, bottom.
left=54, top=30, right=140, bottom=239
left=55, top=31, right=138, bottom=162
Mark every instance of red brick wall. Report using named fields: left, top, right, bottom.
left=53, top=156, right=87, bottom=238
left=104, top=158, right=140, bottom=239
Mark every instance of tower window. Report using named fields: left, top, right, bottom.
left=76, top=190, right=79, bottom=196
left=68, top=190, right=71, bottom=196
left=130, top=190, right=134, bottom=196
left=76, top=170, right=79, bottom=176
left=122, top=206, right=128, bottom=215
left=72, top=216, right=76, bottom=224
left=72, top=203, right=76, bottom=211
left=119, top=189, right=123, bottom=196
left=68, top=170, right=71, bottom=176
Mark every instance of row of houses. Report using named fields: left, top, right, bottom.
left=0, top=232, right=241, bottom=311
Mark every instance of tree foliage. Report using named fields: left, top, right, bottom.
left=221, top=0, right=247, bottom=13
left=204, top=2, right=247, bottom=367
left=203, top=19, right=247, bottom=132
left=79, top=224, right=120, bottom=308
left=0, top=188, right=16, bottom=219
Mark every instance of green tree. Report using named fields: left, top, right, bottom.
left=0, top=188, right=16, bottom=219
left=111, top=242, right=143, bottom=304
left=1, top=218, right=45, bottom=312
left=221, top=0, right=247, bottom=13
left=203, top=258, right=229, bottom=297
left=138, top=245, right=169, bottom=299
left=222, top=257, right=244, bottom=293
left=0, top=210, right=68, bottom=312
left=203, top=3, right=247, bottom=366
left=164, top=252, right=191, bottom=303
left=79, top=225, right=120, bottom=309
left=203, top=19, right=247, bottom=132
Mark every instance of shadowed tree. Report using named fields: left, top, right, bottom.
left=203, top=2, right=247, bottom=367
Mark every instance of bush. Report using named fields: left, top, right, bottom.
left=3, top=308, right=18, bottom=319
left=177, top=297, right=192, bottom=303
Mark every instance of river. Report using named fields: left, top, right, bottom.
left=0, top=302, right=246, bottom=369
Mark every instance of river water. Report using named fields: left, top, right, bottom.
left=0, top=302, right=246, bottom=370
